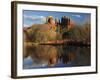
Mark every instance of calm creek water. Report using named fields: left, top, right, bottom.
left=23, top=45, right=91, bottom=69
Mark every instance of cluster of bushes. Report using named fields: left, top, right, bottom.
left=24, top=24, right=62, bottom=43
left=62, top=21, right=91, bottom=43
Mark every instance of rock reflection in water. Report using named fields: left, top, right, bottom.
left=23, top=45, right=90, bottom=69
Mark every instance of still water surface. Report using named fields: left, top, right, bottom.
left=23, top=45, right=90, bottom=69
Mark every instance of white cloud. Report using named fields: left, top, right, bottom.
left=23, top=15, right=46, bottom=22
left=72, top=14, right=81, bottom=18
left=23, top=24, right=30, bottom=27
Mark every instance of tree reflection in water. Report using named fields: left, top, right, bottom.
left=23, top=45, right=90, bottom=69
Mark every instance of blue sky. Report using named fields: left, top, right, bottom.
left=23, top=10, right=91, bottom=27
